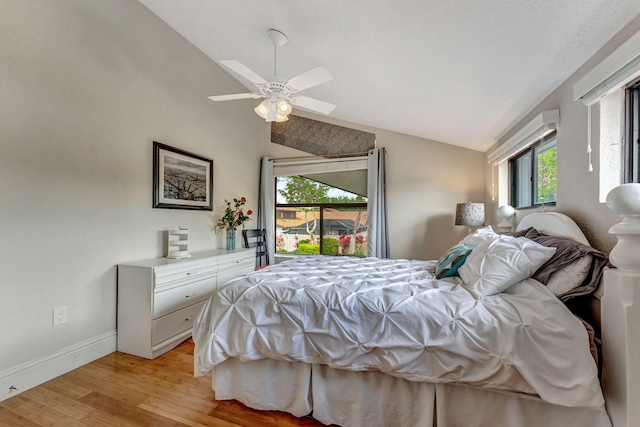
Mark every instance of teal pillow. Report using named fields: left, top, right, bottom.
left=435, top=243, right=473, bottom=279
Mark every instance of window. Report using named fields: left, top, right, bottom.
left=625, top=78, right=640, bottom=183
left=572, top=29, right=640, bottom=200
left=275, top=173, right=368, bottom=257
left=510, top=132, right=557, bottom=209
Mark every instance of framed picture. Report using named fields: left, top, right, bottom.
left=153, top=141, right=213, bottom=210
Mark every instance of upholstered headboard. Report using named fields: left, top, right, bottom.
left=516, top=212, right=590, bottom=246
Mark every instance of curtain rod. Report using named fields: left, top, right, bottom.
left=270, top=151, right=372, bottom=163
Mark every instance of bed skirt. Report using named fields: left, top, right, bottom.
left=212, top=358, right=312, bottom=417
left=211, top=359, right=612, bottom=427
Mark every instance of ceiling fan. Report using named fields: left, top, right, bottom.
left=208, top=29, right=336, bottom=122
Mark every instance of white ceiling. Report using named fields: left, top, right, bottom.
left=137, top=0, right=640, bottom=152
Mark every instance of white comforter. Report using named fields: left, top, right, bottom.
left=193, top=256, right=603, bottom=408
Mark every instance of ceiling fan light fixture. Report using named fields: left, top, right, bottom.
left=277, top=98, right=292, bottom=115
left=255, top=98, right=292, bottom=122
left=254, top=99, right=271, bottom=119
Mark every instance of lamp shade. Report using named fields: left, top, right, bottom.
left=276, top=98, right=292, bottom=115
left=455, top=202, right=485, bottom=227
left=254, top=100, right=271, bottom=119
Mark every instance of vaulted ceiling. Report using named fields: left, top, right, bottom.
left=137, top=0, right=640, bottom=151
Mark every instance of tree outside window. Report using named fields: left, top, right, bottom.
left=511, top=133, right=557, bottom=209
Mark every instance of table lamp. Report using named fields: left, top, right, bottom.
left=455, top=202, right=485, bottom=234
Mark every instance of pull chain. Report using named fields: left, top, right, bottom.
left=587, top=104, right=593, bottom=172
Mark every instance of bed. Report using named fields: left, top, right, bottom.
left=192, top=212, right=613, bottom=427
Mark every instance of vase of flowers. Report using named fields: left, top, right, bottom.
left=217, top=197, right=252, bottom=250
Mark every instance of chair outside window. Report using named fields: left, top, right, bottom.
left=242, top=229, right=269, bottom=268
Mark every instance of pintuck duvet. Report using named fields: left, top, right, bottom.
left=192, top=256, right=604, bottom=408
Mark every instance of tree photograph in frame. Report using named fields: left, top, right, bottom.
left=153, top=141, right=213, bottom=210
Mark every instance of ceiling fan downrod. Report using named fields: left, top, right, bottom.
left=268, top=29, right=288, bottom=77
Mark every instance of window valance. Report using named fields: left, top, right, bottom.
left=573, top=29, right=640, bottom=106
left=487, top=110, right=560, bottom=165
left=271, top=115, right=376, bottom=157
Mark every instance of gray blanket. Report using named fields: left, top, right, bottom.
left=518, top=227, right=608, bottom=303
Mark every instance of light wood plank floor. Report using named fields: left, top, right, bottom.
left=0, top=339, right=326, bottom=427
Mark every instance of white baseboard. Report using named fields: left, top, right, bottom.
left=0, top=330, right=117, bottom=402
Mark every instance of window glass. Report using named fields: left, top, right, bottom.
left=510, top=133, right=557, bottom=209
left=626, top=81, right=640, bottom=183
left=275, top=173, right=367, bottom=257
left=534, top=137, right=557, bottom=204
left=512, top=151, right=532, bottom=208
left=320, top=206, right=367, bottom=257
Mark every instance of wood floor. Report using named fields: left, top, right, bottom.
left=0, top=339, right=326, bottom=427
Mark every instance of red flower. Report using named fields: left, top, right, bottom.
left=218, top=196, right=251, bottom=231
left=247, top=210, right=253, bottom=215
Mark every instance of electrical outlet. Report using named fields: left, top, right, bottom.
left=53, top=306, right=67, bottom=326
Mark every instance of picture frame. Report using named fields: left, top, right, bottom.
left=153, top=141, right=213, bottom=210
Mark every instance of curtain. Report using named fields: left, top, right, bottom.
left=367, top=148, right=390, bottom=258
left=258, top=157, right=275, bottom=264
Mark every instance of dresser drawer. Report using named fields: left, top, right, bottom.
left=218, top=250, right=255, bottom=270
left=218, top=263, right=254, bottom=289
left=218, top=251, right=255, bottom=287
left=152, top=300, right=206, bottom=346
left=154, top=260, right=218, bottom=290
left=153, top=276, right=216, bottom=319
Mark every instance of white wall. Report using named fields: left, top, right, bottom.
left=0, top=0, right=265, bottom=389
left=265, top=111, right=487, bottom=260
left=485, top=14, right=640, bottom=253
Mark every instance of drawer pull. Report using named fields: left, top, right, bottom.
left=185, top=316, right=195, bottom=321
left=186, top=270, right=198, bottom=276
left=185, top=293, right=197, bottom=298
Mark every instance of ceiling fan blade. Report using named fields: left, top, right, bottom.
left=219, top=60, right=268, bottom=85
left=208, top=93, right=261, bottom=101
left=286, top=66, right=333, bottom=92
left=291, top=96, right=336, bottom=114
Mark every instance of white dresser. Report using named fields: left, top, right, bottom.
left=117, top=248, right=255, bottom=359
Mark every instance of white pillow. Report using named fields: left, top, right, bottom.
left=460, top=226, right=500, bottom=248
left=459, top=236, right=557, bottom=296
left=546, top=255, right=593, bottom=296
